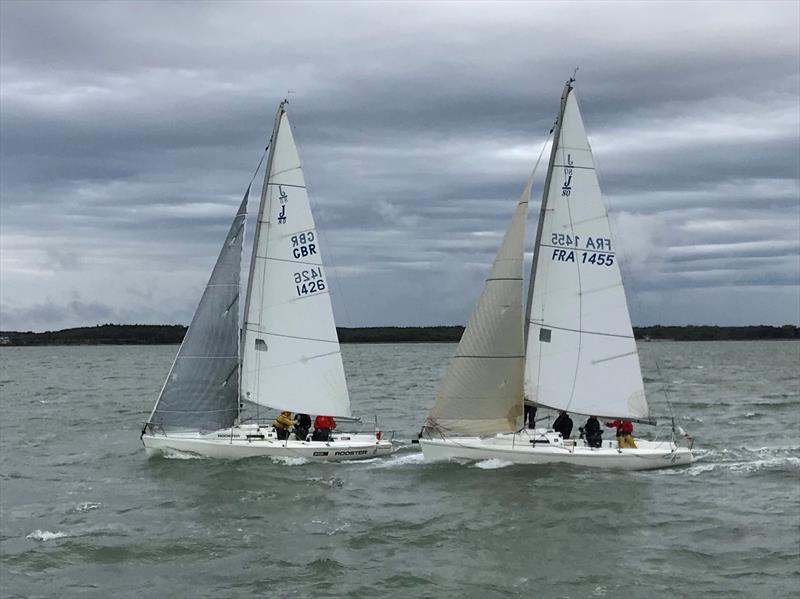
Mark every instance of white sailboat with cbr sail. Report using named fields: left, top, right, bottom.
left=418, top=79, right=694, bottom=470
left=141, top=101, right=393, bottom=461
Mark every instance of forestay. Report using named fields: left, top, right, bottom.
left=149, top=192, right=248, bottom=431
left=240, top=104, right=351, bottom=417
left=426, top=187, right=530, bottom=435
left=524, top=88, right=649, bottom=421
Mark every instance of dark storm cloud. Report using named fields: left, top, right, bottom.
left=1, top=0, right=798, bottom=331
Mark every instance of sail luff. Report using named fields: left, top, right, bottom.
left=242, top=102, right=285, bottom=335
left=524, top=79, right=573, bottom=349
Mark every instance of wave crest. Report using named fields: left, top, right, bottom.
left=27, top=530, right=68, bottom=541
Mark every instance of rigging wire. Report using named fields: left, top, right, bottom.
left=530, top=127, right=555, bottom=188
left=247, top=145, right=269, bottom=190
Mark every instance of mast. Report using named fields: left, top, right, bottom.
left=242, top=101, right=286, bottom=335
left=239, top=100, right=286, bottom=417
left=523, top=78, right=574, bottom=348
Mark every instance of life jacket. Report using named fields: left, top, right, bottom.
left=607, top=419, right=634, bottom=435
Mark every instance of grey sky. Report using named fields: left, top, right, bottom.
left=1, top=0, right=798, bottom=331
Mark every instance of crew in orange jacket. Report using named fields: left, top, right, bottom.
left=606, top=419, right=637, bottom=448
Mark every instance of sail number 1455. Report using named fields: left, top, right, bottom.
left=551, top=233, right=612, bottom=251
left=551, top=249, right=614, bottom=266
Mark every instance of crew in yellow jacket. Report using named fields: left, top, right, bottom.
left=273, top=411, right=297, bottom=441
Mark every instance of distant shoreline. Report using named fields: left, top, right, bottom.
left=0, top=324, right=797, bottom=346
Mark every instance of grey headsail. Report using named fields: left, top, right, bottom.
left=147, top=190, right=248, bottom=432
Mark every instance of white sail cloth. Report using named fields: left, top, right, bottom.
left=524, top=90, right=649, bottom=421
left=240, top=106, right=351, bottom=417
left=427, top=188, right=530, bottom=435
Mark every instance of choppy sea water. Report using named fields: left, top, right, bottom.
left=1, top=341, right=798, bottom=598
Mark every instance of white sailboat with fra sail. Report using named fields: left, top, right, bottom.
left=141, top=101, right=393, bottom=461
left=418, top=79, right=694, bottom=470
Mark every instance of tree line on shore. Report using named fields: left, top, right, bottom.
left=1, top=323, right=798, bottom=346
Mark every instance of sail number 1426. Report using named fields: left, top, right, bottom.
left=294, top=268, right=326, bottom=296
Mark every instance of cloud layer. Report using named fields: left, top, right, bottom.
left=2, top=1, right=798, bottom=331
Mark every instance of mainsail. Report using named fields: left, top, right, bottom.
left=524, top=83, right=650, bottom=422
left=240, top=102, right=351, bottom=417
left=148, top=191, right=248, bottom=432
left=426, top=186, right=530, bottom=435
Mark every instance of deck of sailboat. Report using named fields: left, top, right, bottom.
left=419, top=428, right=693, bottom=470
left=142, top=424, right=394, bottom=461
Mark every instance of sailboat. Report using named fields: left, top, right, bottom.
left=418, top=79, right=694, bottom=470
left=141, top=101, right=393, bottom=461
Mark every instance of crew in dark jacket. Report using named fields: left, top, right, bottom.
left=552, top=411, right=573, bottom=439
left=524, top=404, right=537, bottom=429
left=294, top=413, right=312, bottom=441
left=582, top=416, right=603, bottom=448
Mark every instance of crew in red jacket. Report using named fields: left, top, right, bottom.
left=313, top=415, right=337, bottom=442
left=606, top=419, right=637, bottom=449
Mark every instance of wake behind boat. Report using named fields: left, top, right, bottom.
left=141, top=101, right=393, bottom=461
left=419, top=78, right=694, bottom=470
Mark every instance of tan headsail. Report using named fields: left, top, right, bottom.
left=425, top=182, right=531, bottom=436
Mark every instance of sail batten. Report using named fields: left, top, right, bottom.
left=240, top=104, right=351, bottom=417
left=245, top=328, right=339, bottom=344
left=528, top=322, right=635, bottom=339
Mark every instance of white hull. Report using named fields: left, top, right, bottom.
left=142, top=423, right=393, bottom=461
left=419, top=429, right=693, bottom=471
